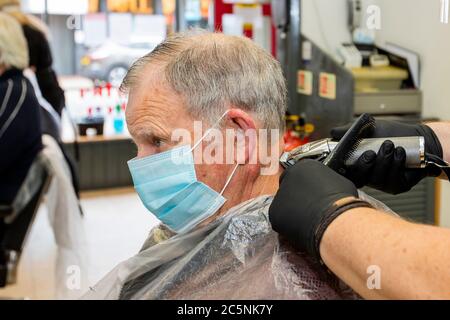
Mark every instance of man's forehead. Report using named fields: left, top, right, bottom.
left=126, top=87, right=182, bottom=128
left=127, top=64, right=179, bottom=114
left=125, top=64, right=195, bottom=138
left=130, top=63, right=166, bottom=95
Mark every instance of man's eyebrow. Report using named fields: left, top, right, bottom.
left=131, top=127, right=155, bottom=140
left=132, top=126, right=171, bottom=143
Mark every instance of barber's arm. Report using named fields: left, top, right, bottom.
left=331, top=120, right=449, bottom=194
left=427, top=122, right=450, bottom=164
left=269, top=160, right=450, bottom=299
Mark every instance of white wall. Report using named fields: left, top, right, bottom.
left=371, top=0, right=450, bottom=227
left=301, top=0, right=351, bottom=56
left=374, top=0, right=450, bottom=120
left=301, top=0, right=376, bottom=57
left=302, top=0, right=450, bottom=227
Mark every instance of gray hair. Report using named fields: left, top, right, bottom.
left=121, top=30, right=287, bottom=130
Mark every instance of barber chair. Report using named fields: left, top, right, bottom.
left=40, top=106, right=81, bottom=200
left=0, top=156, right=52, bottom=287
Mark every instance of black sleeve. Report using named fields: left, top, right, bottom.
left=22, top=25, right=52, bottom=71
left=22, top=25, right=66, bottom=116
left=0, top=78, right=43, bottom=204
left=35, top=67, right=66, bottom=116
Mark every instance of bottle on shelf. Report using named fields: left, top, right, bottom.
left=104, top=106, right=114, bottom=136
left=113, top=104, right=125, bottom=134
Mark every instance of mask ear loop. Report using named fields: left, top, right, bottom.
left=190, top=110, right=230, bottom=152
left=187, top=109, right=239, bottom=195
left=220, top=163, right=240, bottom=195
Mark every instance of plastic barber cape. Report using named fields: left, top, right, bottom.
left=82, top=192, right=393, bottom=300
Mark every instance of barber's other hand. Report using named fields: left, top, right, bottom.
left=331, top=120, right=444, bottom=194
left=269, top=160, right=371, bottom=262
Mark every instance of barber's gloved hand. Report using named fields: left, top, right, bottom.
left=331, top=120, right=444, bottom=195
left=269, top=160, right=372, bottom=263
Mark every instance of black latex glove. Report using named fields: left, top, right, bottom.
left=269, top=160, right=372, bottom=263
left=331, top=120, right=444, bottom=195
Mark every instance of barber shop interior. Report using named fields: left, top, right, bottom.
left=2, top=0, right=450, bottom=304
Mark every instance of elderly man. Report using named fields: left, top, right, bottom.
left=84, top=31, right=385, bottom=300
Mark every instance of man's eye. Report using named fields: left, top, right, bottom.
left=152, top=138, right=164, bottom=148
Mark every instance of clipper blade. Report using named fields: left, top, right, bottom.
left=324, top=113, right=376, bottom=173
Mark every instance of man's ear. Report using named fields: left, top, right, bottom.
left=226, top=108, right=258, bottom=165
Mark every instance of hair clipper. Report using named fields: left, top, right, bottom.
left=280, top=114, right=429, bottom=176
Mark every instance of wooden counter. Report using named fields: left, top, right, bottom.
left=63, top=133, right=136, bottom=191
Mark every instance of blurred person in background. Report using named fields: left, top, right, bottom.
left=0, top=12, right=43, bottom=205
left=0, top=0, right=65, bottom=116
left=0, top=0, right=80, bottom=197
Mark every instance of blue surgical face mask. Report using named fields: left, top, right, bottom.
left=127, top=112, right=239, bottom=234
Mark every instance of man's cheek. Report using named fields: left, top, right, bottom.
left=136, top=144, right=157, bottom=159
left=195, top=164, right=224, bottom=191
left=259, top=149, right=281, bottom=176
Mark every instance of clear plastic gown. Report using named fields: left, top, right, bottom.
left=82, top=192, right=393, bottom=300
